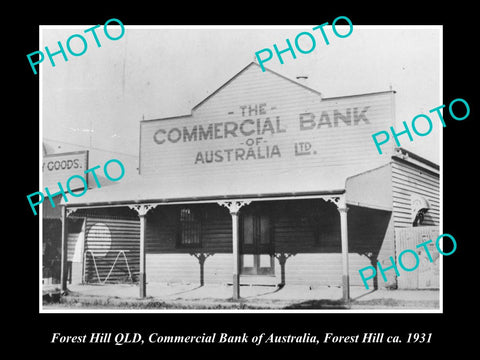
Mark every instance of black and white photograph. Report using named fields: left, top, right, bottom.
left=13, top=6, right=476, bottom=354
left=39, top=24, right=442, bottom=313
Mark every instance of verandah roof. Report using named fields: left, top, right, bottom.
left=61, top=166, right=359, bottom=208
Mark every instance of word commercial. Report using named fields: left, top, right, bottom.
left=27, top=159, right=125, bottom=216
left=255, top=16, right=353, bottom=72
left=372, top=98, right=470, bottom=155
left=358, top=233, right=457, bottom=289
left=27, top=18, right=125, bottom=75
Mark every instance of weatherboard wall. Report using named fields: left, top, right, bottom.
left=139, top=63, right=395, bottom=196
left=83, top=216, right=140, bottom=283
left=391, top=157, right=440, bottom=229
left=144, top=201, right=393, bottom=288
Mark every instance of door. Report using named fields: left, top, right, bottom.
left=240, top=210, right=274, bottom=275
left=395, top=226, right=439, bottom=289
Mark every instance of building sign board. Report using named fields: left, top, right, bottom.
left=140, top=65, right=395, bottom=194
left=42, top=150, right=89, bottom=191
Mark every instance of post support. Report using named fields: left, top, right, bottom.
left=60, top=207, right=79, bottom=292
left=274, top=253, right=295, bottom=287
left=128, top=204, right=157, bottom=298
left=60, top=206, right=68, bottom=292
left=191, top=253, right=214, bottom=286
left=336, top=198, right=350, bottom=303
left=218, top=200, right=251, bottom=300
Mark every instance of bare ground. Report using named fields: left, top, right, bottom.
left=42, top=283, right=440, bottom=310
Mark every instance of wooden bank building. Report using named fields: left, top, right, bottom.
left=58, top=62, right=440, bottom=302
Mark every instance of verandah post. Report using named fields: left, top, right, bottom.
left=231, top=211, right=240, bottom=299
left=139, top=213, right=146, bottom=297
left=218, top=200, right=251, bottom=301
left=60, top=206, right=78, bottom=292
left=337, top=197, right=350, bottom=303
left=60, top=205, right=68, bottom=292
left=128, top=204, right=157, bottom=298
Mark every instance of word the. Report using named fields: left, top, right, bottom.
left=372, top=98, right=470, bottom=155
left=27, top=18, right=125, bottom=75
left=27, top=159, right=125, bottom=216
left=255, top=16, right=353, bottom=72
left=359, top=233, right=457, bottom=289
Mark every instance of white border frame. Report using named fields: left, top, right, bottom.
left=39, top=24, right=443, bottom=314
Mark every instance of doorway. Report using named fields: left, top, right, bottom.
left=395, top=226, right=439, bottom=289
left=240, top=206, right=274, bottom=276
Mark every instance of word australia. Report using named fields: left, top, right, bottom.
left=153, top=117, right=286, bottom=145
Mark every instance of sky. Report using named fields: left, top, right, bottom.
left=41, top=25, right=442, bottom=178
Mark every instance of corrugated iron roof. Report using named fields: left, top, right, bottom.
left=62, top=166, right=355, bottom=207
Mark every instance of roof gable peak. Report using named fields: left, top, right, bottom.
left=192, top=62, right=322, bottom=112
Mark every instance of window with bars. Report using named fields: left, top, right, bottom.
left=177, top=207, right=202, bottom=247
